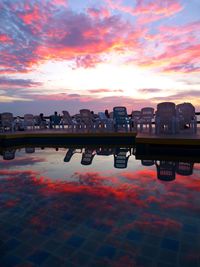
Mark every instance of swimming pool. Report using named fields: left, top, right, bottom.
left=0, top=146, right=200, bottom=266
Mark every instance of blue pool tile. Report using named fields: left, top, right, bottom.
left=161, top=238, right=179, bottom=252
left=27, top=250, right=50, bottom=265
left=4, top=238, right=21, bottom=252
left=183, top=224, right=199, bottom=234
left=66, top=235, right=85, bottom=248
left=1, top=255, right=21, bottom=267
left=126, top=230, right=145, bottom=242
left=96, top=245, right=116, bottom=259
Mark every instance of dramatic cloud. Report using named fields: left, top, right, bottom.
left=0, top=76, right=42, bottom=87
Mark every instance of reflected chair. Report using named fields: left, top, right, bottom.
left=3, top=149, right=16, bottom=160
left=81, top=148, right=96, bottom=165
left=113, top=106, right=130, bottom=132
left=176, top=162, right=194, bottom=176
left=141, top=159, right=155, bottom=166
left=114, top=147, right=131, bottom=168
left=25, top=147, right=35, bottom=153
left=96, top=147, right=114, bottom=156
left=156, top=161, right=176, bottom=181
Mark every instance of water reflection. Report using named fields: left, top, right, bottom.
left=0, top=146, right=198, bottom=181
left=0, top=146, right=200, bottom=266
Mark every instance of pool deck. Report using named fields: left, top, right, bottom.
left=0, top=128, right=200, bottom=147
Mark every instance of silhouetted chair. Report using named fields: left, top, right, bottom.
left=131, top=110, right=141, bottom=131
left=113, top=106, right=130, bottom=132
left=137, top=107, right=154, bottom=133
left=155, top=102, right=179, bottom=134
left=23, top=114, right=35, bottom=130
left=176, top=103, right=197, bottom=133
left=1, top=112, right=15, bottom=132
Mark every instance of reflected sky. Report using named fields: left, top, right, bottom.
left=0, top=147, right=200, bottom=266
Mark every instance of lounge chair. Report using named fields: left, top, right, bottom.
left=79, top=109, right=98, bottom=131
left=176, top=103, right=197, bottom=133
left=1, top=112, right=15, bottom=132
left=23, top=114, right=35, bottom=130
left=137, top=107, right=154, bottom=133
left=113, top=106, right=130, bottom=132
left=155, top=102, right=179, bottom=135
left=61, top=111, right=79, bottom=131
left=97, top=112, right=113, bottom=131
left=131, top=110, right=141, bottom=131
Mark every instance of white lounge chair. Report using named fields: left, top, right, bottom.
left=176, top=103, right=197, bottom=134
left=137, top=107, right=154, bottom=133
left=113, top=106, right=130, bottom=132
left=97, top=112, right=113, bottom=131
left=155, top=102, right=179, bottom=135
left=23, top=114, right=35, bottom=130
left=131, top=110, right=141, bottom=131
left=61, top=111, right=79, bottom=131
left=1, top=112, right=15, bottom=132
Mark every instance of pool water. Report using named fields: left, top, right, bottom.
left=0, top=147, right=200, bottom=267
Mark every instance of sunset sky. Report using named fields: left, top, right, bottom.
left=0, top=0, right=200, bottom=115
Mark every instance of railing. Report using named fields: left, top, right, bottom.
left=5, top=112, right=200, bottom=125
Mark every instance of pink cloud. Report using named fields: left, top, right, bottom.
left=87, top=7, right=110, bottom=19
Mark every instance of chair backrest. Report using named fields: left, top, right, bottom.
left=156, top=161, right=176, bottom=181
left=176, top=103, right=195, bottom=123
left=80, top=109, right=93, bottom=124
left=62, top=111, right=73, bottom=124
left=156, top=102, right=176, bottom=120
left=131, top=110, right=141, bottom=121
left=1, top=112, right=14, bottom=125
left=24, top=114, right=34, bottom=123
left=98, top=112, right=107, bottom=120
left=113, top=106, right=129, bottom=124
left=3, top=149, right=15, bottom=160
left=140, top=107, right=154, bottom=119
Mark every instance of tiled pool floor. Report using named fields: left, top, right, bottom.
left=0, top=147, right=200, bottom=267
